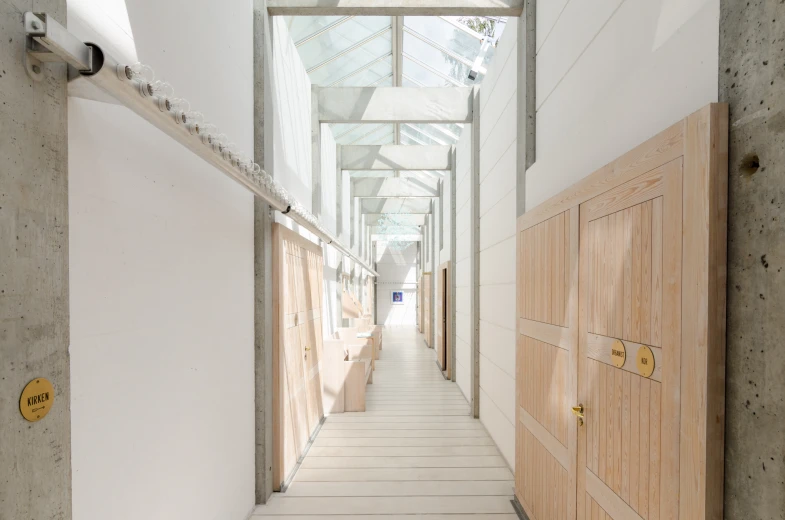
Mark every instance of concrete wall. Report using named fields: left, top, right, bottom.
left=0, top=3, right=71, bottom=519
left=720, top=1, right=785, bottom=518
left=376, top=242, right=419, bottom=327
left=454, top=128, right=473, bottom=401
left=477, top=17, right=519, bottom=468
left=67, top=0, right=255, bottom=519
left=526, top=0, right=720, bottom=208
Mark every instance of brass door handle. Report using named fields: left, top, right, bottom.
left=304, top=346, right=311, bottom=351
left=571, top=405, right=584, bottom=418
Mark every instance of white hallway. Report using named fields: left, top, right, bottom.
left=252, top=327, right=518, bottom=519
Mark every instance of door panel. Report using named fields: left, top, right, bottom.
left=515, top=208, right=579, bottom=520
left=273, top=224, right=326, bottom=490
left=517, top=105, right=727, bottom=520
left=578, top=160, right=681, bottom=520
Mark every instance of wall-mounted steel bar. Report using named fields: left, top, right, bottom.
left=23, top=12, right=378, bottom=277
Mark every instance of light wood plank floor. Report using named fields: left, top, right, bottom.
left=252, top=327, right=517, bottom=519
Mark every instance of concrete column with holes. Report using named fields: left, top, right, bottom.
left=0, top=3, right=71, bottom=519
left=253, top=0, right=274, bottom=503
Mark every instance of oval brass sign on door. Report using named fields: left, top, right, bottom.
left=636, top=345, right=655, bottom=378
left=611, top=339, right=626, bottom=368
left=19, top=378, right=55, bottom=422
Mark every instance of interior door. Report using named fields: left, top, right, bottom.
left=577, top=159, right=682, bottom=520
left=515, top=208, right=579, bottom=520
left=273, top=224, right=326, bottom=490
left=436, top=268, right=444, bottom=370
left=302, top=248, right=324, bottom=432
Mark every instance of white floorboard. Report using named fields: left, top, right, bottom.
left=252, top=327, right=516, bottom=518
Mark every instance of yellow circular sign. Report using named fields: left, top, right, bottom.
left=610, top=339, right=626, bottom=368
left=19, top=378, right=55, bottom=422
left=636, top=346, right=655, bottom=378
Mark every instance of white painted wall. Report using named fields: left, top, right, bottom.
left=67, top=0, right=255, bottom=519
left=321, top=124, right=337, bottom=236
left=454, top=128, right=473, bottom=402
left=526, top=0, right=720, bottom=208
left=376, top=242, right=419, bottom=326
left=270, top=16, right=313, bottom=212
left=477, top=17, right=519, bottom=469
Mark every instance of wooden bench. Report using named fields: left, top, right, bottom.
left=322, top=336, right=373, bottom=413
left=336, top=327, right=377, bottom=369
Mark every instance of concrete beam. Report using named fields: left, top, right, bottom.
left=352, top=177, right=439, bottom=198
left=372, top=234, right=423, bottom=242
left=341, top=145, right=451, bottom=170
left=360, top=198, right=432, bottom=214
left=318, top=87, right=473, bottom=123
left=364, top=213, right=427, bottom=226
left=267, top=0, right=523, bottom=15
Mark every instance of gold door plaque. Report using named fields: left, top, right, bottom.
left=610, top=339, right=626, bottom=368
left=19, top=378, right=55, bottom=422
left=636, top=345, right=655, bottom=378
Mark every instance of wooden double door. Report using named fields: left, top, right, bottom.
left=273, top=224, right=325, bottom=490
left=515, top=105, right=727, bottom=520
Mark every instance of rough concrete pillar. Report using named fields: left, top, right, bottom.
left=0, top=3, right=71, bottom=519
left=516, top=0, right=535, bottom=218
left=719, top=2, right=785, bottom=518
left=253, top=0, right=274, bottom=504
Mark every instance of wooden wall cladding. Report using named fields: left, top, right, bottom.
left=515, top=104, right=728, bottom=520
left=273, top=224, right=326, bottom=491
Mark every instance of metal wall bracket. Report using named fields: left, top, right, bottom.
left=24, top=12, right=93, bottom=81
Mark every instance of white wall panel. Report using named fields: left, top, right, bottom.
left=479, top=237, right=516, bottom=286
left=475, top=17, right=518, bottom=467
left=67, top=0, right=255, bottom=518
left=478, top=96, right=517, bottom=183
left=480, top=353, right=516, bottom=424
left=271, top=16, right=313, bottom=211
left=479, top=320, right=516, bottom=379
left=535, top=0, right=624, bottom=107
left=536, top=0, right=570, bottom=51
left=527, top=0, right=719, bottom=209
left=321, top=124, right=338, bottom=235
left=479, top=388, right=515, bottom=468
left=478, top=191, right=516, bottom=251
left=376, top=242, right=419, bottom=326
left=479, top=283, right=516, bottom=333
left=478, top=142, right=516, bottom=217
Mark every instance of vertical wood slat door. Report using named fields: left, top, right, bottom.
left=273, top=223, right=325, bottom=490
left=516, top=104, right=728, bottom=520
left=578, top=158, right=681, bottom=520
left=422, top=273, right=432, bottom=346
left=515, top=208, right=579, bottom=520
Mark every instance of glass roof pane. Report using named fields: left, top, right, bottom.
left=309, top=34, right=392, bottom=84
left=287, top=16, right=343, bottom=44
left=328, top=53, right=392, bottom=87
left=404, top=123, right=462, bottom=145
left=298, top=16, right=391, bottom=71
left=402, top=57, right=454, bottom=87
left=403, top=35, right=472, bottom=85
left=286, top=15, right=507, bottom=154
left=404, top=16, right=482, bottom=65
left=352, top=125, right=394, bottom=145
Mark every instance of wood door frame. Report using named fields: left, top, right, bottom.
left=515, top=104, right=728, bottom=520
left=272, top=223, right=326, bottom=491
left=437, top=261, right=452, bottom=379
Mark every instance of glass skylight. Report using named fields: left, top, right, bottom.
left=286, top=14, right=506, bottom=147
